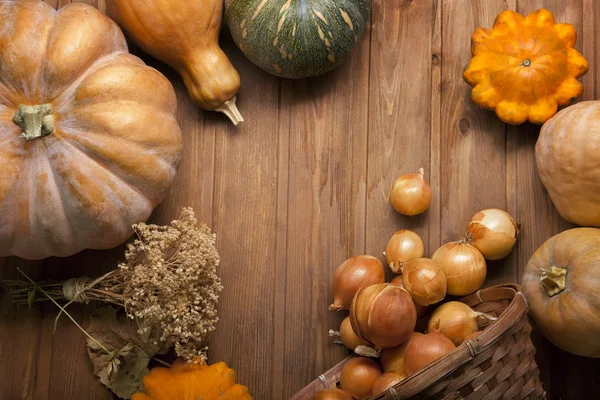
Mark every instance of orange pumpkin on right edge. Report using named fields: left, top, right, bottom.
left=463, top=9, right=589, bottom=125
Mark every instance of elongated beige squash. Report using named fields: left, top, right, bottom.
left=107, top=0, right=243, bottom=125
left=0, top=2, right=182, bottom=260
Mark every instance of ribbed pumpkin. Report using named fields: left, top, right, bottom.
left=536, top=101, right=600, bottom=226
left=463, top=9, right=589, bottom=125
left=225, top=0, right=371, bottom=79
left=0, top=2, right=182, bottom=260
left=131, top=359, right=253, bottom=400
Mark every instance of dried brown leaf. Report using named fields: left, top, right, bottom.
left=86, top=306, right=168, bottom=399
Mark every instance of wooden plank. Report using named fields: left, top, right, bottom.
left=279, top=16, right=371, bottom=398
left=440, top=0, right=516, bottom=290
left=366, top=0, right=437, bottom=277
left=205, top=38, right=282, bottom=400
left=510, top=1, right=600, bottom=398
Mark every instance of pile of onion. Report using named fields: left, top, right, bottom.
left=329, top=255, right=385, bottom=311
left=402, top=258, right=447, bottom=306
left=385, top=230, right=424, bottom=273
left=380, top=332, right=423, bottom=374
left=339, top=357, right=382, bottom=399
left=432, top=241, right=486, bottom=296
left=350, top=284, right=417, bottom=349
left=390, top=168, right=432, bottom=216
left=466, top=208, right=518, bottom=260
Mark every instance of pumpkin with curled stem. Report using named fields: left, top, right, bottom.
left=463, top=9, right=588, bottom=125
left=131, top=359, right=253, bottom=400
left=0, top=2, right=182, bottom=260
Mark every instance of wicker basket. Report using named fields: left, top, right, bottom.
left=291, top=284, right=545, bottom=400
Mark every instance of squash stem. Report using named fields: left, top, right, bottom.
left=540, top=265, right=567, bottom=297
left=217, top=97, right=244, bottom=125
left=12, top=104, right=55, bottom=140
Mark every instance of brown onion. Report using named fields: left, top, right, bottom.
left=339, top=357, right=382, bottom=399
left=371, top=371, right=406, bottom=396
left=390, top=275, right=428, bottom=319
left=386, top=230, right=425, bottom=273
left=312, top=388, right=353, bottom=400
left=350, top=284, right=416, bottom=349
left=329, top=255, right=385, bottom=311
left=427, top=302, right=482, bottom=346
left=390, top=168, right=432, bottom=216
left=404, top=331, right=456, bottom=375
left=466, top=208, right=518, bottom=260
left=432, top=242, right=486, bottom=296
left=402, top=258, right=447, bottom=306
left=339, top=316, right=368, bottom=351
left=380, top=332, right=423, bottom=374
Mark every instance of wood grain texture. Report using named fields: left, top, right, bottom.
left=1, top=0, right=600, bottom=399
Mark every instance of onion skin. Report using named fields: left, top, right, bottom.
left=432, top=242, right=486, bottom=296
left=329, top=255, right=385, bottom=311
left=427, top=301, right=479, bottom=346
left=312, top=388, right=353, bottom=400
left=467, top=208, right=518, bottom=260
left=404, top=331, right=456, bottom=375
left=350, top=284, right=417, bottom=349
left=390, top=276, right=428, bottom=319
left=339, top=317, right=368, bottom=352
left=390, top=168, right=432, bottom=216
left=386, top=230, right=425, bottom=273
left=371, top=371, right=406, bottom=397
left=339, top=357, right=382, bottom=399
left=522, top=228, right=600, bottom=358
left=380, top=332, right=423, bottom=374
left=402, top=258, right=447, bottom=306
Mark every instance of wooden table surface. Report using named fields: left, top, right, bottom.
left=2, top=0, right=600, bottom=399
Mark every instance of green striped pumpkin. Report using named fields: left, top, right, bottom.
left=225, top=0, right=371, bottom=79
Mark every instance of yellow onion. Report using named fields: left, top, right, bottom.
left=390, top=168, right=432, bottom=216
left=404, top=331, right=456, bottom=375
left=371, top=371, right=406, bottom=397
left=402, top=258, right=447, bottom=306
left=427, top=301, right=483, bottom=346
left=312, top=388, right=353, bottom=400
left=385, top=230, right=425, bottom=273
left=329, top=255, right=385, bottom=311
left=350, top=284, right=416, bottom=349
left=390, top=276, right=428, bottom=319
left=337, top=317, right=368, bottom=352
left=466, top=208, right=518, bottom=260
left=380, top=332, right=423, bottom=374
left=339, top=357, right=382, bottom=399
left=432, top=242, right=486, bottom=296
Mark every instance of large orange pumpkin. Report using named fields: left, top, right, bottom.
left=463, top=9, right=589, bottom=125
left=0, top=2, right=182, bottom=260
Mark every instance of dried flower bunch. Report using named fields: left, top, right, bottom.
left=6, top=208, right=223, bottom=362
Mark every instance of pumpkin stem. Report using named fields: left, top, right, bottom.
left=12, top=104, right=55, bottom=140
left=540, top=265, right=567, bottom=296
left=217, top=97, right=244, bottom=125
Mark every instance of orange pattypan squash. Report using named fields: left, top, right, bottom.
left=463, top=9, right=589, bottom=125
left=132, top=359, right=252, bottom=400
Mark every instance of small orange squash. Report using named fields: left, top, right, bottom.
left=463, top=9, right=589, bottom=125
left=132, top=359, right=253, bottom=400
left=107, top=0, right=243, bottom=125
left=0, top=2, right=182, bottom=260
